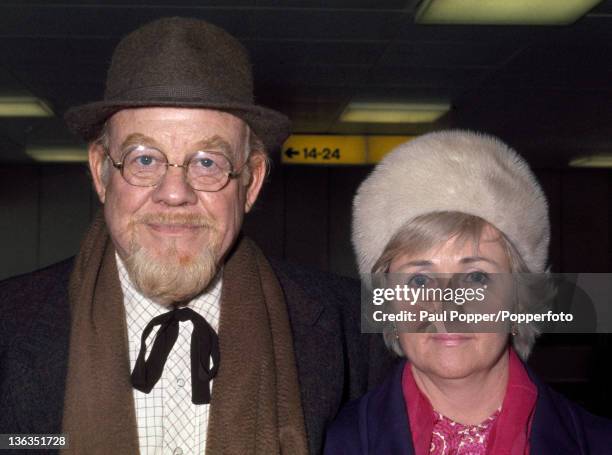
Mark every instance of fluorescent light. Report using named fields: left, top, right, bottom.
left=27, top=146, right=87, bottom=162
left=340, top=102, right=450, bottom=124
left=569, top=155, right=612, bottom=168
left=0, top=96, right=53, bottom=117
left=416, top=0, right=602, bottom=25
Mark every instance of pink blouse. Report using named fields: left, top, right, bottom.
left=430, top=408, right=499, bottom=454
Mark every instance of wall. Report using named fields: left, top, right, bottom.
left=1, top=159, right=610, bottom=280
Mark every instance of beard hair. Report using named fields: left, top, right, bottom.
left=123, top=212, right=221, bottom=306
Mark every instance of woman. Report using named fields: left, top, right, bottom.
left=325, top=130, right=612, bottom=454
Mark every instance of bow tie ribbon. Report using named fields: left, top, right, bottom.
left=130, top=307, right=220, bottom=404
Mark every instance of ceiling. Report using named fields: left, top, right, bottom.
left=1, top=0, right=611, bottom=167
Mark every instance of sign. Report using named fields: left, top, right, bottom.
left=282, top=135, right=366, bottom=165
left=366, top=136, right=413, bottom=164
left=281, top=135, right=414, bottom=165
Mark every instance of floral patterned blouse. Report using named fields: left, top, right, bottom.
left=430, top=409, right=500, bottom=454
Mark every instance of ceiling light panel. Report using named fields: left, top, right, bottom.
left=27, top=146, right=87, bottom=163
left=416, top=0, right=602, bottom=25
left=0, top=97, right=53, bottom=117
left=340, top=102, right=450, bottom=124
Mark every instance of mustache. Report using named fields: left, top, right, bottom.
left=135, top=213, right=217, bottom=228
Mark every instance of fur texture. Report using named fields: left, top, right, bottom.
left=352, top=130, right=550, bottom=276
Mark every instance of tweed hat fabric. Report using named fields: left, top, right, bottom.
left=65, top=17, right=290, bottom=151
left=352, top=130, right=550, bottom=276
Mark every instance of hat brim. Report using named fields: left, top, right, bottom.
left=64, top=99, right=291, bottom=152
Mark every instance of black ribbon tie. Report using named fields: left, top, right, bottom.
left=130, top=307, right=220, bottom=404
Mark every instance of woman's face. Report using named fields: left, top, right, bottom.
left=389, top=225, right=511, bottom=380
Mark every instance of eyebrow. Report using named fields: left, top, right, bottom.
left=192, top=135, right=233, bottom=156
left=398, top=260, right=434, bottom=268
left=119, top=134, right=234, bottom=157
left=120, top=133, right=162, bottom=150
left=397, top=256, right=499, bottom=269
left=459, top=256, right=500, bottom=266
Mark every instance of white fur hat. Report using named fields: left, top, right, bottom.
left=352, top=130, right=550, bottom=276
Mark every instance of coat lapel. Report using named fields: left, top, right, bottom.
left=4, top=262, right=72, bottom=434
left=271, top=261, right=345, bottom=455
left=528, top=369, right=582, bottom=455
left=366, top=360, right=414, bottom=455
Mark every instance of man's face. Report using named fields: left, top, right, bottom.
left=89, top=107, right=266, bottom=304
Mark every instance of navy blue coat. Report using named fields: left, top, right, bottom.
left=0, top=255, right=396, bottom=455
left=325, top=360, right=612, bottom=455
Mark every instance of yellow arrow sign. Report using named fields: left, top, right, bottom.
left=366, top=136, right=414, bottom=164
left=282, top=135, right=366, bottom=165
left=281, top=135, right=414, bottom=165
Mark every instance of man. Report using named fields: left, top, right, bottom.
left=0, top=16, right=393, bottom=455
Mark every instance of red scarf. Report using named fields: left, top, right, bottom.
left=402, top=348, right=537, bottom=455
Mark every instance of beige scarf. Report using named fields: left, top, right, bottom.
left=62, top=214, right=308, bottom=454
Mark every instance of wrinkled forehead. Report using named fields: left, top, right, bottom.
left=105, top=107, right=249, bottom=158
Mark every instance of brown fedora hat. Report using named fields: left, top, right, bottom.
left=65, top=17, right=290, bottom=152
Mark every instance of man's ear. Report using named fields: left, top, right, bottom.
left=89, top=142, right=108, bottom=204
left=244, top=152, right=267, bottom=213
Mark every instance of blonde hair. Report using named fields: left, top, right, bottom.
left=372, top=211, right=545, bottom=360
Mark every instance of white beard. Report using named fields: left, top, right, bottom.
left=123, top=214, right=220, bottom=305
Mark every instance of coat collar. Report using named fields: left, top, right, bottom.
left=364, top=360, right=415, bottom=454
left=267, top=258, right=325, bottom=327
left=364, top=359, right=582, bottom=455
left=526, top=365, right=582, bottom=455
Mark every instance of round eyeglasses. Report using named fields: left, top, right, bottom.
left=105, top=145, right=244, bottom=192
